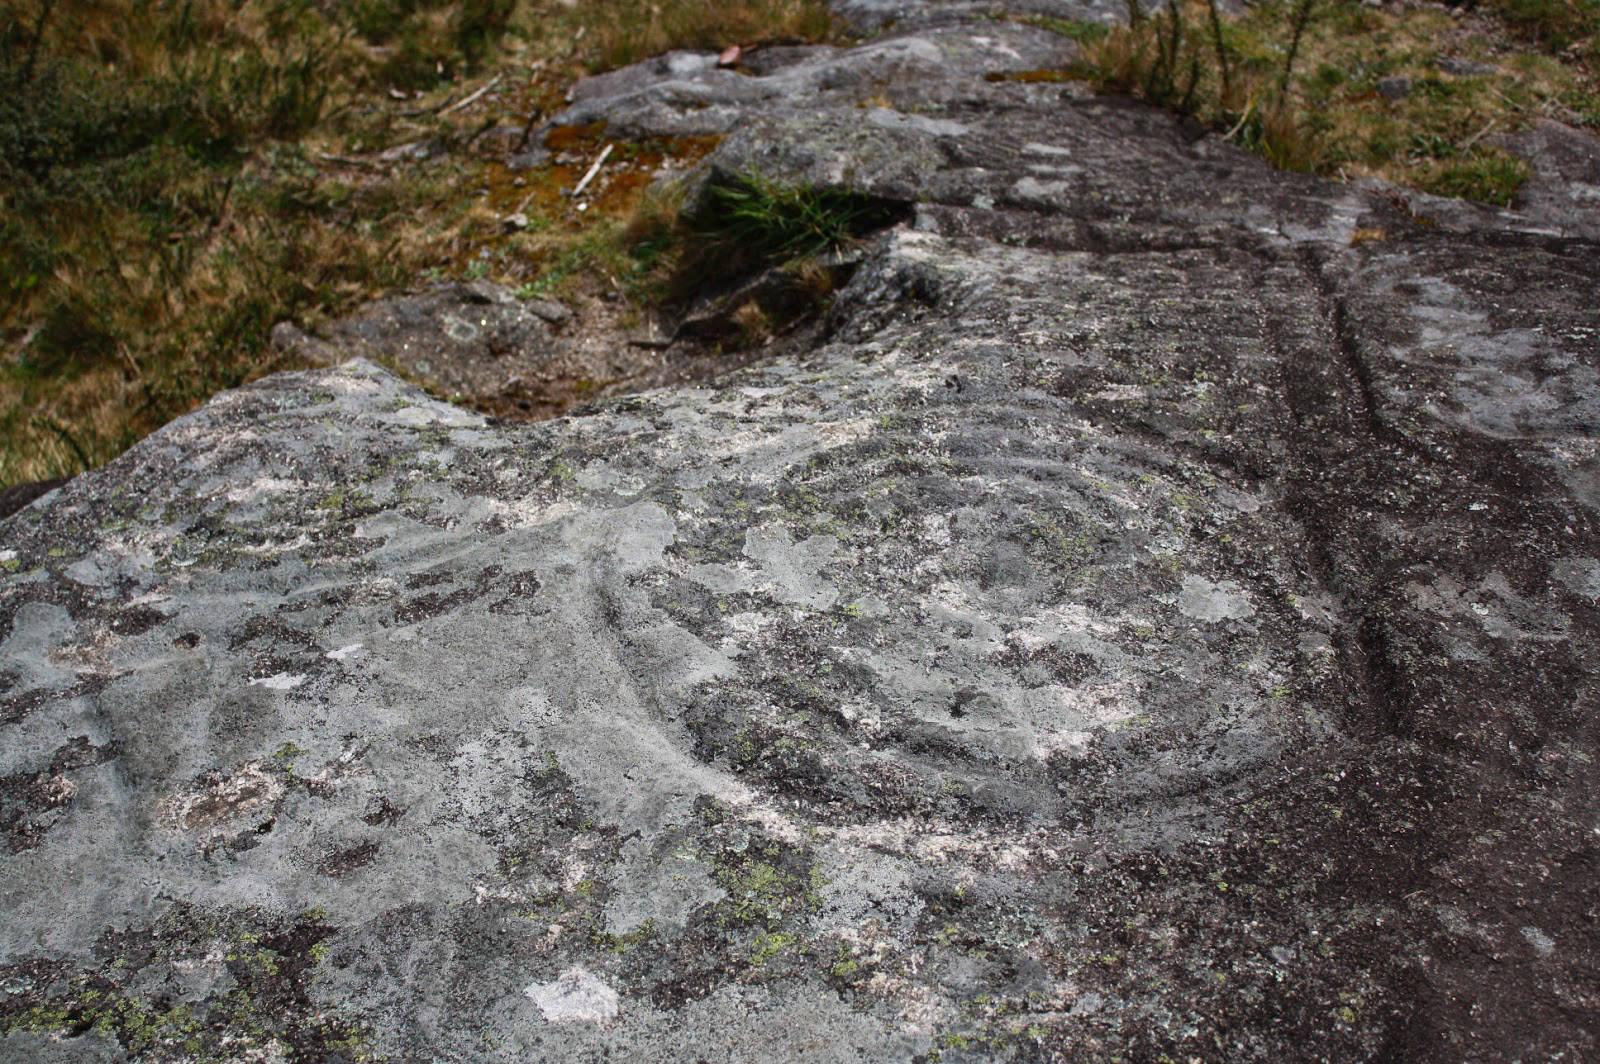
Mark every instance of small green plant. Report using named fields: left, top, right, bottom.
left=1420, top=151, right=1532, bottom=207
left=610, top=170, right=906, bottom=346
left=690, top=173, right=907, bottom=268
left=748, top=930, right=797, bottom=965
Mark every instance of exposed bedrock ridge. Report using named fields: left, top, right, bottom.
left=2, top=13, right=1597, bottom=1064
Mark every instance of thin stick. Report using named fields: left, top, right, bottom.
left=317, top=152, right=375, bottom=168
left=571, top=143, right=614, bottom=199
left=401, top=93, right=458, bottom=118
left=441, top=74, right=503, bottom=115
left=1181, top=55, right=1201, bottom=112
left=21, top=0, right=57, bottom=88
left=42, top=415, right=91, bottom=474
left=516, top=107, right=544, bottom=153
left=1461, top=118, right=1498, bottom=150
left=509, top=186, right=539, bottom=217
left=1489, top=85, right=1526, bottom=112
left=1224, top=94, right=1257, bottom=140
left=1279, top=0, right=1316, bottom=102
left=1165, top=0, right=1184, bottom=96
left=1206, top=0, right=1231, bottom=103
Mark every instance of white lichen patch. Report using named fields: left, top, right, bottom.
left=524, top=966, right=621, bottom=1024
left=1027, top=162, right=1085, bottom=178
left=1552, top=556, right=1600, bottom=602
left=223, top=477, right=304, bottom=505
left=865, top=971, right=952, bottom=1035
left=575, top=463, right=647, bottom=496
left=1522, top=926, right=1556, bottom=958
left=1405, top=572, right=1569, bottom=641
left=1010, top=176, right=1073, bottom=205
left=864, top=107, right=969, bottom=138
left=238, top=533, right=313, bottom=558
left=743, top=525, right=840, bottom=610
left=967, top=34, right=1024, bottom=61
left=479, top=494, right=586, bottom=531
left=1089, top=383, right=1149, bottom=402
left=1037, top=679, right=1141, bottom=752
left=248, top=673, right=307, bottom=690
left=1177, top=575, right=1256, bottom=622
left=37, top=774, right=78, bottom=806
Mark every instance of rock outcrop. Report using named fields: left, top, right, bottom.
left=2, top=9, right=1597, bottom=1063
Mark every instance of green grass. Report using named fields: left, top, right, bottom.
left=0, top=0, right=509, bottom=483
left=638, top=173, right=910, bottom=346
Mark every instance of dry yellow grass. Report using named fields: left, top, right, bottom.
left=0, top=0, right=835, bottom=486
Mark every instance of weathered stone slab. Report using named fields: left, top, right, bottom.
left=3, top=10, right=1598, bottom=1064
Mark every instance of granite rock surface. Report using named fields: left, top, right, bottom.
left=2, top=8, right=1598, bottom=1063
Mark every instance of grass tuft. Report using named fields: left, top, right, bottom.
left=690, top=174, right=905, bottom=268
left=603, top=171, right=908, bottom=348
left=1420, top=150, right=1533, bottom=206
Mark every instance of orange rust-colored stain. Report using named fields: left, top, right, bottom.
left=483, top=159, right=576, bottom=215
left=544, top=121, right=609, bottom=151
left=651, top=133, right=723, bottom=158
left=572, top=133, right=722, bottom=217
left=459, top=131, right=725, bottom=271
left=985, top=68, right=1078, bottom=83
left=482, top=132, right=722, bottom=223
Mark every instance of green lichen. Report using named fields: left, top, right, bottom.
left=722, top=860, right=787, bottom=925
left=748, top=931, right=797, bottom=965
left=824, top=941, right=865, bottom=983
left=588, top=919, right=657, bottom=955
left=0, top=905, right=380, bottom=1061
left=548, top=459, right=579, bottom=486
